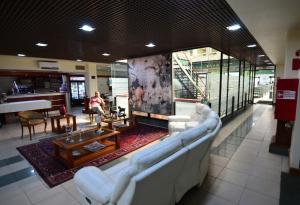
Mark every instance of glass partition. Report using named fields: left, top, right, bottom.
left=111, top=62, right=129, bottom=114
left=239, top=61, right=245, bottom=108
left=244, top=62, right=251, bottom=104
left=173, top=47, right=221, bottom=113
left=228, top=57, right=239, bottom=113
left=220, top=54, right=229, bottom=117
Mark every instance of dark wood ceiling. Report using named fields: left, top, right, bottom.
left=0, top=0, right=273, bottom=66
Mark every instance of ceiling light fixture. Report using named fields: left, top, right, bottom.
left=116, top=59, right=127, bottom=63
left=226, top=24, right=241, bottom=31
left=257, top=54, right=265, bottom=57
left=247, top=44, right=257, bottom=48
left=76, top=59, right=82, bottom=62
left=145, top=42, right=156, bottom=48
left=36, top=42, right=48, bottom=47
left=102, top=53, right=110, bottom=56
left=17, top=53, right=26, bottom=57
left=79, top=25, right=95, bottom=32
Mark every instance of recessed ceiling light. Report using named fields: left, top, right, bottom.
left=226, top=24, right=241, bottom=31
left=79, top=25, right=95, bottom=32
left=17, top=53, right=26, bottom=57
left=145, top=42, right=156, bottom=48
left=76, top=59, right=82, bottom=62
left=116, top=59, right=127, bottom=63
left=247, top=44, right=257, bottom=48
left=257, top=54, right=265, bottom=57
left=36, top=42, right=48, bottom=47
left=102, top=53, right=110, bottom=56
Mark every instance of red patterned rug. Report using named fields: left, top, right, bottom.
left=17, top=125, right=167, bottom=188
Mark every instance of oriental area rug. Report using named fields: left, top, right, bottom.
left=17, top=125, right=168, bottom=188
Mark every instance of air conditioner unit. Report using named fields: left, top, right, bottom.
left=38, top=61, right=59, bottom=70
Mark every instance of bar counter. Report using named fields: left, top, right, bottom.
left=6, top=92, right=67, bottom=111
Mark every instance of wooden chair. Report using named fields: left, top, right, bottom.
left=18, top=111, right=47, bottom=140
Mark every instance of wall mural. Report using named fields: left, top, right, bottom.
left=128, top=53, right=172, bottom=115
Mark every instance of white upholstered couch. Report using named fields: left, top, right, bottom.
left=74, top=103, right=221, bottom=205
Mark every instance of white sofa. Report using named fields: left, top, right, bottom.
left=74, top=103, right=221, bottom=205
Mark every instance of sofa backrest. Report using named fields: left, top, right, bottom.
left=130, top=136, right=183, bottom=172
left=202, top=111, right=219, bottom=132
left=176, top=124, right=208, bottom=146
left=175, top=134, right=213, bottom=201
left=110, top=136, right=184, bottom=205
left=117, top=147, right=188, bottom=205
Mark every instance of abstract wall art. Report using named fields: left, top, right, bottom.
left=128, top=53, right=172, bottom=115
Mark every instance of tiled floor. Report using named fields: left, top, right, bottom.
left=0, top=104, right=287, bottom=205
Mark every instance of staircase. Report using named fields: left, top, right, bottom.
left=173, top=52, right=207, bottom=100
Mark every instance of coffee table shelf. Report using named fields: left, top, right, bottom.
left=52, top=128, right=120, bottom=168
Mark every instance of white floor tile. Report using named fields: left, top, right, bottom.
left=209, top=179, right=244, bottom=204
left=226, top=159, right=254, bottom=175
left=218, top=168, right=249, bottom=187
left=25, top=183, right=64, bottom=204
left=34, top=191, right=78, bottom=205
left=208, top=164, right=223, bottom=177
left=210, top=154, right=229, bottom=168
left=239, top=189, right=278, bottom=205
left=1, top=192, right=32, bottom=205
left=246, top=175, right=280, bottom=199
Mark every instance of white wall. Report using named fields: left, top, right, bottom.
left=283, top=28, right=300, bottom=169
left=283, top=29, right=300, bottom=79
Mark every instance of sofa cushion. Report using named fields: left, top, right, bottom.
left=190, top=105, right=211, bottom=122
left=168, top=121, right=186, bottom=133
left=168, top=115, right=190, bottom=122
left=130, top=136, right=182, bottom=172
left=177, top=125, right=207, bottom=146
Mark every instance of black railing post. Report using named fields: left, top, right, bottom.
left=244, top=93, right=247, bottom=109
left=231, top=96, right=235, bottom=115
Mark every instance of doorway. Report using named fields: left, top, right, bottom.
left=70, top=76, right=86, bottom=106
left=253, top=67, right=275, bottom=104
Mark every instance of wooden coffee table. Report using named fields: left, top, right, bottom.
left=52, top=128, right=120, bottom=168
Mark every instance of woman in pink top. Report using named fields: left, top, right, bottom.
left=90, top=91, right=106, bottom=116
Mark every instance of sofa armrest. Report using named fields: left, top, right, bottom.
left=74, top=166, right=115, bottom=204
left=168, top=115, right=191, bottom=122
